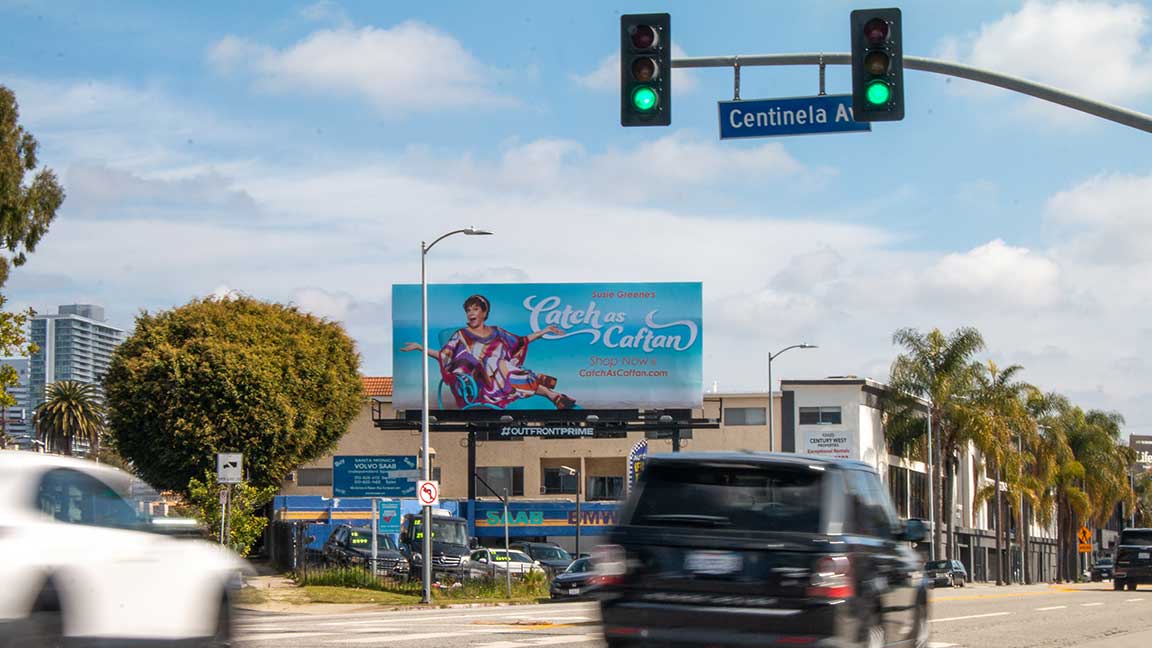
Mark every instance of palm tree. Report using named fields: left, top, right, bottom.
left=970, top=361, right=1035, bottom=585
left=34, top=380, right=105, bottom=456
left=885, top=326, right=986, bottom=560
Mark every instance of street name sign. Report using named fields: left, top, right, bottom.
left=718, top=94, right=871, bottom=139
left=333, top=455, right=418, bottom=497
left=217, top=452, right=243, bottom=484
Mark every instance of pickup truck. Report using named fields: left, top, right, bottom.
left=1113, top=528, right=1152, bottom=591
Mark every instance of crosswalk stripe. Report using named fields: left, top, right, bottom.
left=1036, top=606, right=1066, bottom=611
left=1126, top=598, right=1145, bottom=602
left=929, top=611, right=1011, bottom=623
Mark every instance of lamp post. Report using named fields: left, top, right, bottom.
left=767, top=344, right=817, bottom=452
left=562, top=464, right=581, bottom=558
left=420, top=226, right=492, bottom=604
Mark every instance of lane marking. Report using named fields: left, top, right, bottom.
left=930, top=611, right=1012, bottom=623
left=475, top=634, right=603, bottom=648
left=927, top=643, right=959, bottom=648
left=1127, top=598, right=1145, bottom=602
left=330, top=628, right=514, bottom=644
left=237, top=631, right=335, bottom=642
left=1081, top=602, right=1104, bottom=607
left=1036, top=606, right=1066, bottom=611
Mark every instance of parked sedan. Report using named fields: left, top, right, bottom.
left=0, top=451, right=250, bottom=647
left=511, top=542, right=573, bottom=576
left=322, top=524, right=411, bottom=579
left=465, top=548, right=546, bottom=579
left=925, top=559, right=968, bottom=588
left=549, top=557, right=597, bottom=599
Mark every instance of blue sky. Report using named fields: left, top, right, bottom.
left=2, top=1, right=1151, bottom=433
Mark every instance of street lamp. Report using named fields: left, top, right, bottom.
left=561, top=464, right=581, bottom=558
left=420, top=226, right=492, bottom=604
left=767, top=344, right=817, bottom=452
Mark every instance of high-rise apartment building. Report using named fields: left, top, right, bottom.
left=29, top=305, right=127, bottom=412
left=0, top=357, right=33, bottom=445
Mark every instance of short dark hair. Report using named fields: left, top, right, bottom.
left=463, top=294, right=490, bottom=315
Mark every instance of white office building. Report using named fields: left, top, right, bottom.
left=29, top=305, right=126, bottom=412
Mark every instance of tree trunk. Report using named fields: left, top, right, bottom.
left=995, top=461, right=1004, bottom=586
left=933, top=420, right=945, bottom=560
left=1022, top=500, right=1031, bottom=584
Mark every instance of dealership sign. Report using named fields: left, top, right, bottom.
left=392, top=282, right=703, bottom=411
left=1132, top=435, right=1152, bottom=472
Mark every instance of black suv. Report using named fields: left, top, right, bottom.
left=322, top=524, right=411, bottom=579
left=924, top=559, right=968, bottom=588
left=512, top=542, right=574, bottom=576
left=1114, top=528, right=1152, bottom=591
left=596, top=452, right=929, bottom=648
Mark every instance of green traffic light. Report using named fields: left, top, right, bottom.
left=631, top=86, right=658, bottom=111
left=866, top=81, right=891, bottom=106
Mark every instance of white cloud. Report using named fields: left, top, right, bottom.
left=207, top=21, right=514, bottom=114
left=1045, top=172, right=1152, bottom=265
left=572, top=45, right=698, bottom=93
left=938, top=1, right=1152, bottom=102
left=292, top=287, right=354, bottom=321
left=920, top=239, right=1065, bottom=309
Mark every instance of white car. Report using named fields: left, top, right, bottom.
left=0, top=451, right=250, bottom=647
left=465, top=548, right=546, bottom=579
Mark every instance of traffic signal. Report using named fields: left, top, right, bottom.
left=620, top=13, right=671, bottom=127
left=850, top=8, right=904, bottom=121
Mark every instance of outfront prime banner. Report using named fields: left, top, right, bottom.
left=392, top=282, right=703, bottom=411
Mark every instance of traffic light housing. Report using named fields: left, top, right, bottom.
left=850, top=8, right=904, bottom=122
left=621, top=13, right=671, bottom=127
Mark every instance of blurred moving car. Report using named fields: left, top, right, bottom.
left=925, top=559, right=968, bottom=588
left=1114, top=528, right=1152, bottom=591
left=596, top=452, right=929, bottom=648
left=321, top=524, right=411, bottom=579
left=1090, top=557, right=1114, bottom=582
left=549, top=557, right=597, bottom=599
left=0, top=451, right=250, bottom=647
left=465, top=548, right=546, bottom=579
left=511, top=541, right=573, bottom=575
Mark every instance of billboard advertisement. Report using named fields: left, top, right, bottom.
left=1132, top=435, right=1152, bottom=473
left=392, top=282, right=702, bottom=411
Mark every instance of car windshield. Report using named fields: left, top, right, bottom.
left=412, top=518, right=468, bottom=546
left=566, top=558, right=591, bottom=573
left=1120, top=530, right=1152, bottom=546
left=492, top=550, right=532, bottom=563
left=926, top=560, right=951, bottom=570
left=531, top=546, right=571, bottom=561
left=631, top=463, right=824, bottom=533
left=1096, top=558, right=1113, bottom=565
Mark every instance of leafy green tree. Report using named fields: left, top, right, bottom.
left=104, top=296, right=362, bottom=495
left=185, top=470, right=277, bottom=556
left=969, top=361, right=1035, bottom=585
left=885, top=326, right=986, bottom=559
left=0, top=85, right=66, bottom=289
left=34, top=380, right=105, bottom=455
left=1, top=294, right=38, bottom=442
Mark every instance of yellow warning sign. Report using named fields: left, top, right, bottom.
left=1079, top=543, right=1093, bottom=553
left=1078, top=527, right=1092, bottom=544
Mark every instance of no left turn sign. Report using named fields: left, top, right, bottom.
left=418, top=480, right=440, bottom=507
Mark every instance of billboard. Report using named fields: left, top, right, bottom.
left=392, top=282, right=702, bottom=411
left=1132, top=435, right=1152, bottom=473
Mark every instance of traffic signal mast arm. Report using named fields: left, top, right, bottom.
left=671, top=53, right=1152, bottom=134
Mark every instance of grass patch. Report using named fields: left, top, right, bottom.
left=232, top=587, right=269, bottom=605
left=302, top=586, right=422, bottom=605
left=295, top=565, right=550, bottom=605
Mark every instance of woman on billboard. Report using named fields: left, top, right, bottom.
left=400, top=294, right=576, bottom=410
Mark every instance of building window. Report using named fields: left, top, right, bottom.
left=909, top=469, right=928, bottom=520
left=587, top=476, right=624, bottom=501
left=798, top=406, right=842, bottom=425
left=475, top=467, right=524, bottom=497
left=725, top=407, right=767, bottom=426
left=888, top=465, right=909, bottom=518
left=542, top=467, right=578, bottom=495
left=297, top=468, right=332, bottom=486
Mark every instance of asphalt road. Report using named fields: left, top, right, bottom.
left=235, top=583, right=1151, bottom=647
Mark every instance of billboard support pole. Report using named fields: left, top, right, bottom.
left=467, top=426, right=477, bottom=537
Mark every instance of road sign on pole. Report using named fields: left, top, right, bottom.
left=217, top=453, right=243, bottom=484
left=417, top=480, right=440, bottom=507
left=718, top=95, right=870, bottom=139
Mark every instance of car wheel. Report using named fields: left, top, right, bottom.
left=861, top=613, right=885, bottom=648
left=912, top=601, right=930, bottom=648
left=1128, top=582, right=1138, bottom=591
left=1114, top=579, right=1125, bottom=591
left=11, top=582, right=64, bottom=648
